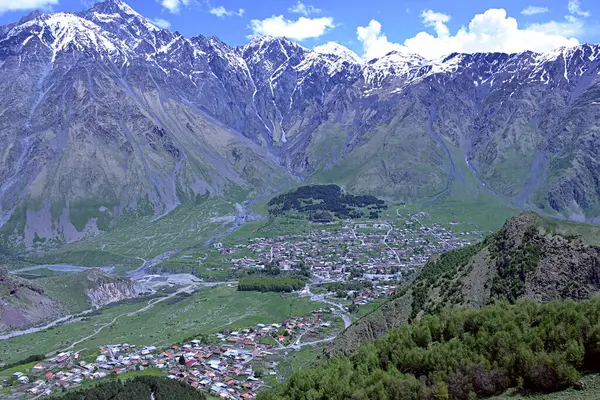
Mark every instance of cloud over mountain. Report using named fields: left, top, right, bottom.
left=248, top=15, right=335, bottom=40
left=357, top=7, right=583, bottom=60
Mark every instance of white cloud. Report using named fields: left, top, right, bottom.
left=357, top=20, right=403, bottom=60
left=210, top=5, right=244, bottom=18
left=288, top=1, right=321, bottom=16
left=521, top=6, right=550, bottom=15
left=357, top=7, right=583, bottom=60
left=528, top=16, right=583, bottom=37
left=159, top=0, right=190, bottom=14
left=421, top=10, right=450, bottom=37
left=248, top=15, right=335, bottom=41
left=567, top=0, right=590, bottom=17
left=0, top=0, right=58, bottom=14
left=147, top=17, right=171, bottom=29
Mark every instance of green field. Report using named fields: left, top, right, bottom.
left=32, top=196, right=245, bottom=269
left=0, top=285, right=326, bottom=365
left=37, top=273, right=97, bottom=312
left=152, top=247, right=252, bottom=281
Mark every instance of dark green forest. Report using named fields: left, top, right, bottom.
left=57, top=376, right=206, bottom=400
left=321, top=281, right=373, bottom=292
left=268, top=185, right=387, bottom=220
left=238, top=276, right=306, bottom=292
left=258, top=298, right=600, bottom=400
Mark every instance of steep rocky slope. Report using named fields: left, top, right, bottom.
left=328, top=213, right=600, bottom=356
left=39, top=268, right=141, bottom=311
left=0, top=267, right=140, bottom=331
left=0, top=266, right=61, bottom=331
left=1, top=0, right=600, bottom=248
left=82, top=269, right=140, bottom=307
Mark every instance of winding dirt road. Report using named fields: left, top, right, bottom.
left=56, top=285, right=195, bottom=353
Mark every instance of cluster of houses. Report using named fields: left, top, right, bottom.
left=347, top=284, right=398, bottom=305
left=0, top=315, right=337, bottom=399
left=215, top=219, right=481, bottom=285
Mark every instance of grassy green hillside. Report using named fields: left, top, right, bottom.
left=491, top=374, right=600, bottom=400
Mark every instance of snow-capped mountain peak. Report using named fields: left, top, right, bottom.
left=2, top=12, right=124, bottom=63
left=87, top=0, right=159, bottom=32
left=369, top=51, right=427, bottom=68
left=313, top=42, right=363, bottom=64
left=1, top=0, right=600, bottom=247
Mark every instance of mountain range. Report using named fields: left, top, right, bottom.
left=1, top=0, right=600, bottom=249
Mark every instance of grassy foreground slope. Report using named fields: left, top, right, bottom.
left=491, top=374, right=600, bottom=400
left=259, top=299, right=600, bottom=400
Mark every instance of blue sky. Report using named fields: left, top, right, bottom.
left=0, top=0, right=598, bottom=59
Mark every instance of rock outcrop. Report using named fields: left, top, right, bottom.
left=0, top=267, right=140, bottom=332
left=82, top=269, right=140, bottom=307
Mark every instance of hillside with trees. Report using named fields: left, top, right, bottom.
left=59, top=376, right=206, bottom=400
left=259, top=299, right=600, bottom=400
left=268, top=185, right=387, bottom=220
left=327, top=212, right=600, bottom=356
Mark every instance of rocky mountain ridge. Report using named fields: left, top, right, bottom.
left=327, top=212, right=600, bottom=356
left=1, top=0, right=600, bottom=248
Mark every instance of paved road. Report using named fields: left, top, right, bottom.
left=267, top=283, right=354, bottom=351
left=305, top=284, right=351, bottom=329
left=383, top=227, right=401, bottom=265
left=351, top=226, right=365, bottom=246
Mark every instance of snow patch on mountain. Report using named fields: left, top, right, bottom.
left=313, top=42, right=362, bottom=64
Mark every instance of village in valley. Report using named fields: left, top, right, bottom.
left=0, top=211, right=487, bottom=399
left=215, top=211, right=484, bottom=286
left=2, top=312, right=340, bottom=400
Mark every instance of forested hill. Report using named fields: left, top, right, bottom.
left=268, top=185, right=387, bottom=220
left=327, top=212, right=600, bottom=357
left=259, top=299, right=600, bottom=400
left=58, top=376, right=206, bottom=400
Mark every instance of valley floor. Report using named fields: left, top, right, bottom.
left=0, top=285, right=328, bottom=366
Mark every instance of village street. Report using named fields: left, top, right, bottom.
left=303, top=285, right=351, bottom=329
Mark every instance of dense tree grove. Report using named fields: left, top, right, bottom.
left=59, top=376, right=206, bottom=400
left=258, top=299, right=600, bottom=400
left=238, top=276, right=306, bottom=292
left=268, top=185, right=387, bottom=220
left=322, top=281, right=373, bottom=292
